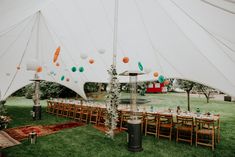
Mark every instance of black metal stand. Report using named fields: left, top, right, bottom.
left=33, top=106, right=41, bottom=120
left=127, top=120, right=143, bottom=152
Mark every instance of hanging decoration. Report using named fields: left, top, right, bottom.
left=66, top=78, right=70, bottom=82
left=138, top=62, right=143, bottom=71
left=122, top=57, right=129, bottom=63
left=71, top=66, right=77, bottom=72
left=158, top=75, right=165, bottom=83
left=164, top=80, right=170, bottom=86
left=79, top=67, right=84, bottom=72
left=80, top=53, right=88, bottom=60
left=98, top=49, right=106, bottom=54
left=105, top=65, right=120, bottom=139
left=153, top=72, right=159, bottom=77
left=53, top=46, right=61, bottom=63
left=16, top=65, right=20, bottom=70
left=89, top=58, right=94, bottom=64
left=56, top=62, right=60, bottom=67
left=36, top=66, right=42, bottom=73
left=144, top=68, right=151, bottom=74
left=61, top=75, right=65, bottom=81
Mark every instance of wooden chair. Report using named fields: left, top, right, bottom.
left=157, top=114, right=173, bottom=141
left=81, top=106, right=90, bottom=123
left=176, top=115, right=194, bottom=145
left=74, top=105, right=82, bottom=121
left=90, top=107, right=99, bottom=125
left=68, top=104, right=75, bottom=119
left=53, top=102, right=60, bottom=115
left=46, top=100, right=53, bottom=114
left=145, top=113, right=158, bottom=137
left=57, top=102, right=64, bottom=117
left=120, top=111, right=131, bottom=130
left=195, top=118, right=215, bottom=150
left=98, top=108, right=107, bottom=126
left=62, top=104, right=70, bottom=118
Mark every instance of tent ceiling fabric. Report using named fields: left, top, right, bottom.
left=0, top=0, right=235, bottom=100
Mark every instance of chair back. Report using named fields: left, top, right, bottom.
left=177, top=115, right=194, bottom=127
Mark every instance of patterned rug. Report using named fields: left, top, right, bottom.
left=5, top=121, right=84, bottom=141
left=0, top=131, right=21, bottom=149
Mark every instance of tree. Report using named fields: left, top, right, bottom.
left=177, top=79, right=196, bottom=111
left=195, top=84, right=214, bottom=103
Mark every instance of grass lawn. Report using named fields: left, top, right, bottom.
left=1, top=93, right=235, bottom=157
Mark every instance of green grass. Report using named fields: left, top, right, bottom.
left=2, top=93, right=235, bottom=157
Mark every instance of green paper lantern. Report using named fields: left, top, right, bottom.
left=138, top=62, right=143, bottom=71
left=61, top=75, right=65, bottom=81
left=158, top=75, right=165, bottom=83
left=71, top=66, right=77, bottom=72
left=79, top=67, right=84, bottom=72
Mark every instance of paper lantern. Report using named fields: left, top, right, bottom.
left=26, top=59, right=40, bottom=71
left=79, top=67, right=84, bottom=72
left=56, top=62, right=60, bottom=67
left=66, top=78, right=70, bottom=82
left=61, top=76, right=65, bottom=81
left=16, top=65, right=20, bottom=70
left=164, top=80, right=170, bottom=86
left=98, top=49, right=105, bottom=54
left=122, top=57, right=129, bottom=63
left=71, top=66, right=77, bottom=72
left=89, top=59, right=94, bottom=64
left=138, top=62, right=143, bottom=71
left=36, top=66, right=42, bottom=73
left=53, top=46, right=60, bottom=63
left=153, top=72, right=159, bottom=77
left=80, top=53, right=88, bottom=60
left=158, top=75, right=165, bottom=83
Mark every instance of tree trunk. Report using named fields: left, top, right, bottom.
left=187, top=90, right=190, bottom=111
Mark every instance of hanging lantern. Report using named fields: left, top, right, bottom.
left=153, top=72, right=159, bottom=77
left=98, top=49, right=105, bottom=54
left=66, top=78, right=70, bottom=82
left=89, top=58, right=94, bottom=64
left=71, top=66, right=77, bottom=72
left=80, top=53, right=88, bottom=60
left=158, top=75, right=165, bottom=83
left=79, top=67, right=84, bottom=72
left=56, top=62, right=60, bottom=67
left=138, top=62, right=144, bottom=71
left=36, top=66, right=42, bottom=73
left=61, top=76, right=65, bottom=81
left=122, top=57, right=129, bottom=63
left=164, top=80, right=170, bottom=86
left=53, top=46, right=61, bottom=63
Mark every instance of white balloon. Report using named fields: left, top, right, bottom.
left=80, top=53, right=88, bottom=59
left=98, top=49, right=105, bottom=54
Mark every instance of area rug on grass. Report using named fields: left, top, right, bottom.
left=0, top=131, right=21, bottom=149
left=93, top=125, right=124, bottom=135
left=5, top=122, right=84, bottom=141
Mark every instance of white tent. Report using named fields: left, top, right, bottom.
left=0, top=0, right=235, bottom=100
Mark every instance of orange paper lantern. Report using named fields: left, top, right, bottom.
left=122, top=57, right=129, bottom=63
left=36, top=66, right=43, bottom=73
left=153, top=72, right=159, bottom=77
left=56, top=62, right=60, bottom=67
left=53, top=46, right=61, bottom=63
left=89, top=58, right=94, bottom=64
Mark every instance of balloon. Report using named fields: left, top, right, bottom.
left=98, top=49, right=105, bottom=54
left=56, top=62, right=60, bottom=67
left=153, top=72, right=159, bottom=77
left=122, top=57, right=129, bottom=63
left=71, top=66, right=77, bottom=72
left=89, top=59, right=94, bottom=64
left=158, top=75, right=165, bottom=83
left=79, top=67, right=84, bottom=72
left=66, top=78, right=70, bottom=82
left=138, top=62, right=143, bottom=71
left=36, top=66, right=42, bottom=73
left=61, top=76, right=65, bottom=81
left=164, top=80, right=170, bottom=86
left=16, top=65, right=20, bottom=70
left=80, top=53, right=88, bottom=60
left=53, top=46, right=60, bottom=63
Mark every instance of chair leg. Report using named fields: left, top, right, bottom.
left=176, top=129, right=178, bottom=142
left=196, top=132, right=198, bottom=147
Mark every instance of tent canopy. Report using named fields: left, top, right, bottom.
left=1, top=0, right=235, bottom=100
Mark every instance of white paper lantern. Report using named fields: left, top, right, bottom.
left=26, top=59, right=40, bottom=71
left=80, top=53, right=88, bottom=60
